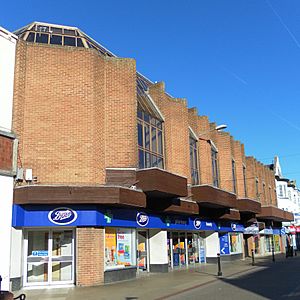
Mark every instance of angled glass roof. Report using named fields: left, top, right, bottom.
left=14, top=21, right=164, bottom=120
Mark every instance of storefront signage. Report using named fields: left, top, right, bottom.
left=219, top=233, right=230, bottom=255
left=259, top=228, right=273, bottom=235
left=13, top=205, right=242, bottom=233
left=193, top=218, right=201, bottom=229
left=136, top=212, right=149, bottom=227
left=231, top=223, right=237, bottom=231
left=244, top=225, right=259, bottom=235
left=48, top=207, right=78, bottom=225
left=32, top=250, right=48, bottom=257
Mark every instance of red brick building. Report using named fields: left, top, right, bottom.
left=9, top=21, right=293, bottom=289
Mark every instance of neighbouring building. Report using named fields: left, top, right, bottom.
left=271, top=156, right=300, bottom=249
left=0, top=26, right=18, bottom=291
left=8, top=21, right=293, bottom=290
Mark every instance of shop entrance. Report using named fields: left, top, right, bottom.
left=168, top=231, right=205, bottom=269
left=24, top=229, right=74, bottom=286
left=137, top=230, right=149, bottom=273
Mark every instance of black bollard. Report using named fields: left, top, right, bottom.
left=251, top=249, right=255, bottom=266
left=0, top=275, right=2, bottom=291
left=272, top=247, right=275, bottom=262
left=295, top=250, right=297, bottom=256
left=217, top=253, right=222, bottom=276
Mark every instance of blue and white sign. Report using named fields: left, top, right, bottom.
left=219, top=233, right=230, bottom=255
left=244, top=225, right=259, bottom=235
left=231, top=223, right=237, bottom=231
left=280, top=228, right=286, bottom=235
left=32, top=250, right=48, bottom=257
left=48, top=207, right=78, bottom=225
left=136, top=212, right=149, bottom=227
left=193, top=218, right=201, bottom=229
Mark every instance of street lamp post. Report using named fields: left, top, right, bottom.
left=198, top=124, right=227, bottom=139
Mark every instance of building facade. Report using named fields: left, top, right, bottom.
left=0, top=27, right=18, bottom=290
left=8, top=21, right=293, bottom=289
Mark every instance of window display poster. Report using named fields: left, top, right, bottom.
left=274, top=235, right=280, bottom=252
left=230, top=234, right=238, bottom=253
left=138, top=241, right=146, bottom=268
left=117, top=229, right=132, bottom=266
left=105, top=228, right=117, bottom=267
left=219, top=233, right=230, bottom=255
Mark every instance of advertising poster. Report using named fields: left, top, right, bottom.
left=219, top=233, right=230, bottom=255
left=105, top=228, right=117, bottom=267
left=117, top=229, right=132, bottom=266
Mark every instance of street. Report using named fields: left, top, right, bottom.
left=19, top=255, right=300, bottom=300
left=166, top=256, right=300, bottom=300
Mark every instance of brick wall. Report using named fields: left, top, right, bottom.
left=149, top=82, right=190, bottom=179
left=231, top=139, right=246, bottom=198
left=76, top=227, right=104, bottom=286
left=0, top=135, right=14, bottom=172
left=13, top=42, right=136, bottom=185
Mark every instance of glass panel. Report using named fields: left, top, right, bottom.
left=152, top=155, right=157, bottom=167
left=137, top=231, right=148, bottom=271
left=139, top=150, right=145, bottom=169
left=172, top=232, right=180, bottom=267
left=151, top=127, right=157, bottom=152
left=156, top=121, right=162, bottom=129
left=36, top=25, right=49, bottom=32
left=50, top=35, right=62, bottom=45
left=179, top=232, right=186, bottom=266
left=27, top=231, right=49, bottom=283
left=64, top=36, right=76, bottom=46
left=138, top=122, right=143, bottom=147
left=77, top=38, right=84, bottom=47
left=144, top=124, right=150, bottom=150
left=35, top=33, right=49, bottom=44
left=64, top=29, right=76, bottom=36
left=187, top=233, right=194, bottom=264
left=157, top=156, right=163, bottom=169
left=26, top=32, right=35, bottom=42
left=52, top=262, right=72, bottom=281
left=27, top=263, right=48, bottom=283
left=157, top=131, right=163, bottom=155
left=145, top=152, right=151, bottom=168
left=193, top=233, right=200, bottom=263
left=52, top=230, right=73, bottom=282
left=199, top=236, right=206, bottom=263
left=105, top=228, right=137, bottom=269
left=137, top=109, right=143, bottom=120
left=143, top=112, right=150, bottom=123
left=50, top=27, right=62, bottom=34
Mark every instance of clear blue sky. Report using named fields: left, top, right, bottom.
left=2, top=0, right=300, bottom=184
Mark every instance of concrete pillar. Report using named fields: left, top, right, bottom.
left=148, top=229, right=168, bottom=272
left=0, top=177, right=14, bottom=290
left=205, top=232, right=220, bottom=263
left=9, top=228, right=23, bottom=291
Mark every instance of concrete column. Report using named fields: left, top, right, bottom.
left=149, top=229, right=168, bottom=272
left=10, top=228, right=23, bottom=291
left=0, top=177, right=14, bottom=290
left=205, top=232, right=220, bottom=263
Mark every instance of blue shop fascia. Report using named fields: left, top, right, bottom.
left=13, top=203, right=244, bottom=234
left=12, top=204, right=246, bottom=262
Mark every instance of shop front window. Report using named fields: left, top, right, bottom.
left=105, top=228, right=136, bottom=270
left=229, top=233, right=242, bottom=254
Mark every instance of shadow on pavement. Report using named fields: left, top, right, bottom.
left=220, top=256, right=300, bottom=300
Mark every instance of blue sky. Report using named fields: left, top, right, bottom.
left=2, top=0, right=300, bottom=183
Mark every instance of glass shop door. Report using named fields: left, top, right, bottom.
left=24, top=229, right=74, bottom=286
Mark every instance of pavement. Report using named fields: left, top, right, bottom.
left=14, top=254, right=296, bottom=300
